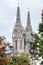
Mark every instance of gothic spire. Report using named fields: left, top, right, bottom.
left=16, top=6, right=20, bottom=23
left=14, top=6, right=22, bottom=31
left=26, top=10, right=32, bottom=32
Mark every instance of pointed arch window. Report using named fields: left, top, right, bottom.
left=20, top=41, right=22, bottom=50
left=15, top=40, right=17, bottom=49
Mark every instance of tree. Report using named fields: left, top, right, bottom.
left=30, top=33, right=40, bottom=59
left=12, top=53, right=30, bottom=65
left=30, top=10, right=43, bottom=59
left=30, top=33, right=40, bottom=50
left=40, top=61, right=43, bottom=65
left=0, top=44, right=9, bottom=65
left=5, top=53, right=30, bottom=65
left=38, top=10, right=43, bottom=58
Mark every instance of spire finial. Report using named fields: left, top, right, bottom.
left=28, top=8, right=29, bottom=13
left=18, top=0, right=19, bottom=7
left=18, top=2, right=19, bottom=6
left=28, top=8, right=30, bottom=13
left=28, top=8, right=29, bottom=11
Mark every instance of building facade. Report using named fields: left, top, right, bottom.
left=12, top=6, right=34, bottom=55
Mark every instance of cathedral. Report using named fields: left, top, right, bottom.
left=12, top=6, right=34, bottom=55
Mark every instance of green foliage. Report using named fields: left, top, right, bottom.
left=29, top=12, right=43, bottom=60
left=39, top=23, right=43, bottom=33
left=39, top=36, right=43, bottom=57
left=12, top=53, right=30, bottom=65
left=30, top=33, right=40, bottom=50
left=40, top=61, right=43, bottom=64
left=0, top=58, right=8, bottom=65
left=38, top=22, right=43, bottom=58
left=4, top=53, right=30, bottom=65
left=30, top=18, right=43, bottom=59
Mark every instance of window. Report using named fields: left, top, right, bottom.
left=20, top=41, right=22, bottom=50
left=18, top=32, right=20, bottom=37
left=15, top=40, right=17, bottom=49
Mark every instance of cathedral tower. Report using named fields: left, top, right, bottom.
left=25, top=10, right=33, bottom=51
left=12, top=6, right=24, bottom=55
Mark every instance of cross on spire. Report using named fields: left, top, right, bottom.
left=18, top=2, right=19, bottom=6
left=28, top=8, right=29, bottom=11
left=18, top=0, right=19, bottom=6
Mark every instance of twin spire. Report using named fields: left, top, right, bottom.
left=14, top=6, right=32, bottom=32
left=14, top=6, right=22, bottom=30
left=26, top=11, right=32, bottom=32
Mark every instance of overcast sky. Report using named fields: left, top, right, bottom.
left=0, top=0, right=43, bottom=43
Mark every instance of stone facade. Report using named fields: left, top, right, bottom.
left=12, top=6, right=34, bottom=55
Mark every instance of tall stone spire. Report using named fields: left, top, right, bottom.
left=14, top=6, right=22, bottom=30
left=12, top=6, right=24, bottom=55
left=25, top=10, right=33, bottom=51
left=26, top=10, right=32, bottom=32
